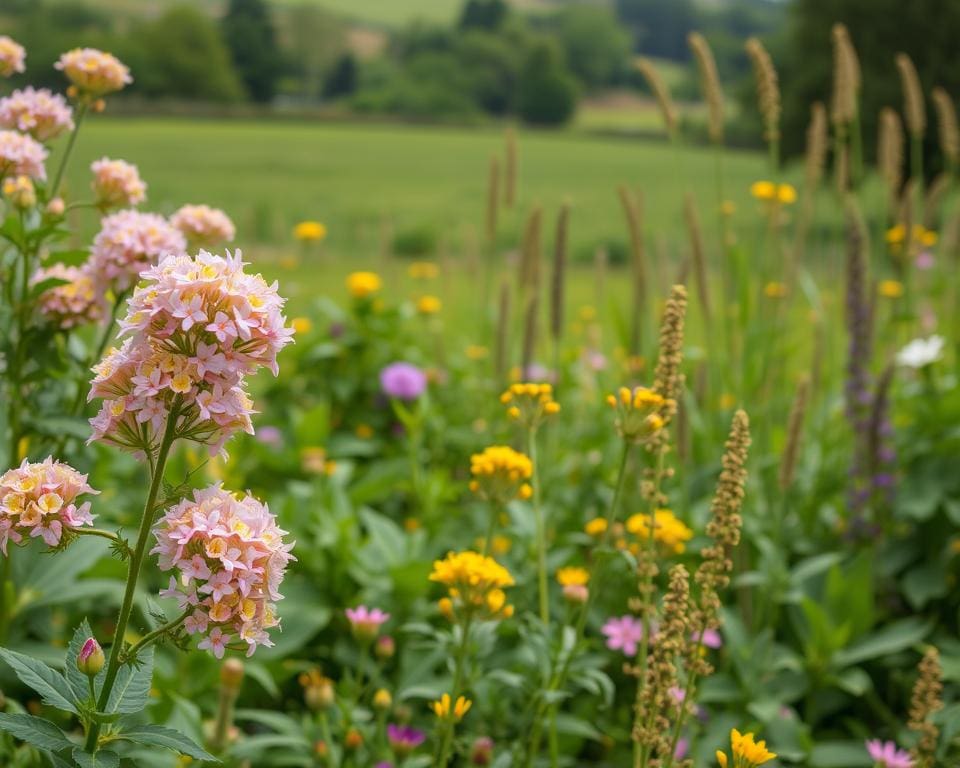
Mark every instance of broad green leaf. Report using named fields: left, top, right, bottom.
left=118, top=723, right=218, bottom=761
left=106, top=648, right=154, bottom=714
left=73, top=748, right=120, bottom=768
left=553, top=713, right=602, bottom=741
left=0, top=712, right=73, bottom=752
left=809, top=740, right=873, bottom=767
left=0, top=648, right=78, bottom=713
left=66, top=619, right=97, bottom=704
left=833, top=618, right=931, bottom=667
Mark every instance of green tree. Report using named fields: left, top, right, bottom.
left=615, top=0, right=696, bottom=60
left=323, top=54, right=358, bottom=99
left=459, top=0, right=509, bottom=31
left=221, top=0, right=281, bottom=103
left=125, top=5, right=245, bottom=102
left=517, top=39, right=577, bottom=126
left=556, top=5, right=631, bottom=88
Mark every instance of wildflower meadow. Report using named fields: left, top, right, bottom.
left=0, top=8, right=958, bottom=768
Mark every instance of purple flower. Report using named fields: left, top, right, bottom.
left=255, top=425, right=283, bottom=447
left=865, top=739, right=914, bottom=768
left=674, top=737, right=689, bottom=760
left=345, top=605, right=390, bottom=641
left=387, top=724, right=426, bottom=756
left=601, top=615, right=646, bottom=656
left=692, top=628, right=722, bottom=649
left=380, top=362, right=427, bottom=401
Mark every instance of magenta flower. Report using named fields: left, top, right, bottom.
left=387, top=724, right=425, bottom=756
left=866, top=740, right=914, bottom=768
left=692, top=628, right=722, bottom=649
left=380, top=362, right=427, bottom=401
left=601, top=615, right=646, bottom=656
left=346, top=605, right=390, bottom=640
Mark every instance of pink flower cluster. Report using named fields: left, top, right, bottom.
left=32, top=263, right=102, bottom=329
left=91, top=158, right=146, bottom=208
left=88, top=250, right=294, bottom=456
left=0, top=457, right=98, bottom=553
left=55, top=48, right=131, bottom=96
left=0, top=129, right=47, bottom=181
left=171, top=204, right=236, bottom=248
left=0, top=88, right=74, bottom=142
left=151, top=484, right=295, bottom=658
left=88, top=210, right=186, bottom=291
left=0, top=36, right=26, bottom=78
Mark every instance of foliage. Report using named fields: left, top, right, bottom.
left=517, top=39, right=578, bottom=127
left=220, top=0, right=281, bottom=103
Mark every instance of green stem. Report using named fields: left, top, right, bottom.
left=0, top=552, right=12, bottom=644
left=319, top=711, right=337, bottom=768
left=527, top=426, right=548, bottom=625
left=435, top=616, right=473, bottom=768
left=480, top=500, right=502, bottom=558
left=50, top=103, right=87, bottom=199
left=84, top=403, right=180, bottom=753
left=124, top=607, right=192, bottom=660
left=600, top=441, right=631, bottom=548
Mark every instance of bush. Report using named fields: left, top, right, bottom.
left=517, top=39, right=578, bottom=126
left=392, top=224, right=438, bottom=257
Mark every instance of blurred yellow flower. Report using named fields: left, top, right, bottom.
left=404, top=517, right=420, bottom=532
left=886, top=223, right=937, bottom=252
left=294, top=220, right=327, bottom=242
left=878, top=279, right=904, bottom=298
left=501, top=382, right=560, bottom=427
left=416, top=295, right=442, bottom=315
left=718, top=392, right=736, bottom=410
left=469, top=445, right=533, bottom=503
left=355, top=424, right=374, bottom=439
left=301, top=447, right=336, bottom=476
left=346, top=271, right=381, bottom=299
left=291, top=316, right=312, bottom=334
left=626, top=509, right=693, bottom=554
left=606, top=386, right=665, bottom=443
left=584, top=517, right=608, bottom=537
left=408, top=261, right=439, bottom=279
left=466, top=344, right=488, bottom=361
left=716, top=728, right=776, bottom=768
left=579, top=305, right=597, bottom=322
left=556, top=566, right=590, bottom=587
left=432, top=693, right=471, bottom=722
left=763, top=281, right=788, bottom=298
left=750, top=180, right=796, bottom=205
left=430, top=550, right=515, bottom=620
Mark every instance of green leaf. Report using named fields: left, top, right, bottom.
left=0, top=712, right=74, bottom=751
left=28, top=276, right=70, bottom=300
left=46, top=249, right=91, bottom=267
left=106, top=648, right=154, bottom=714
left=0, top=648, right=78, bottom=713
left=73, top=748, right=120, bottom=768
left=833, top=618, right=931, bottom=667
left=117, top=723, right=218, bottom=761
left=66, top=619, right=97, bottom=704
left=809, top=740, right=873, bottom=767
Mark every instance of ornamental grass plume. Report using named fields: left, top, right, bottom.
left=0, top=129, right=47, bottom=180
left=88, top=210, right=186, bottom=291
left=151, top=484, right=296, bottom=657
left=494, top=279, right=511, bottom=380
left=778, top=376, right=810, bottom=491
left=895, top=53, right=926, bottom=139
left=90, top=157, right=147, bottom=209
left=504, top=124, right=518, bottom=209
left=831, top=24, right=859, bottom=128
left=521, top=294, right=539, bottom=379
left=31, top=263, right=102, bottom=329
left=636, top=57, right=677, bottom=139
left=55, top=47, right=132, bottom=98
left=879, top=108, right=905, bottom=205
left=88, top=250, right=294, bottom=456
left=931, top=87, right=959, bottom=173
left=804, top=102, right=828, bottom=190
left=469, top=445, right=533, bottom=504
left=0, top=457, right=98, bottom=552
left=171, top=204, right=236, bottom=249
left=550, top=201, right=569, bottom=346
left=744, top=37, right=780, bottom=150
left=0, top=36, right=26, bottom=78
left=0, top=87, right=74, bottom=142
left=485, top=153, right=499, bottom=245
left=683, top=192, right=711, bottom=325
left=908, top=646, right=943, bottom=768
left=518, top=204, right=542, bottom=298
left=650, top=284, right=687, bottom=433
left=618, top=186, right=647, bottom=352
left=688, top=32, right=724, bottom=144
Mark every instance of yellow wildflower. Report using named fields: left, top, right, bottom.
left=291, top=316, right=312, bottom=334
left=469, top=445, right=533, bottom=503
left=584, top=517, right=608, bottom=537
left=294, top=220, right=327, bottom=242
left=878, top=279, right=904, bottom=299
left=750, top=180, right=796, bottom=205
left=718, top=392, right=736, bottom=410
left=408, top=261, right=439, bottom=279
left=431, top=693, right=471, bottom=722
left=606, top=386, right=666, bottom=444
left=416, top=295, right=442, bottom=315
left=720, top=728, right=776, bottom=767
left=626, top=509, right=693, bottom=554
left=430, top=550, right=515, bottom=620
left=556, top=566, right=589, bottom=587
left=763, top=281, right=787, bottom=298
left=355, top=424, right=374, bottom=439
left=346, top=271, right=381, bottom=299
left=500, top=382, right=560, bottom=428
left=466, top=345, right=488, bottom=361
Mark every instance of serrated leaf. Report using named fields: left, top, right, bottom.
left=66, top=619, right=97, bottom=704
left=106, top=648, right=153, bottom=714
left=73, top=748, right=120, bottom=768
left=0, top=648, right=78, bottom=713
left=0, top=712, right=73, bottom=751
left=117, top=724, right=217, bottom=761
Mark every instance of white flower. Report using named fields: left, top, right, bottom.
left=896, top=335, right=945, bottom=368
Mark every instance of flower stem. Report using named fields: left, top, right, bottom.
left=124, top=607, right=193, bottom=660
left=50, top=102, right=87, bottom=199
left=83, top=404, right=180, bottom=753
left=435, top=616, right=473, bottom=768
left=527, top=426, right=549, bottom=625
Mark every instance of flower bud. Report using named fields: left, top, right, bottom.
left=373, top=688, right=392, bottom=711
left=563, top=583, right=589, bottom=604
left=375, top=634, right=395, bottom=660
left=77, top=637, right=105, bottom=677
left=314, top=740, right=328, bottom=758
left=93, top=98, right=106, bottom=113
left=305, top=677, right=335, bottom=711
left=344, top=728, right=363, bottom=750
left=471, top=736, right=494, bottom=765
left=3, top=175, right=35, bottom=210
left=220, top=658, right=244, bottom=692
left=46, top=197, right=65, bottom=217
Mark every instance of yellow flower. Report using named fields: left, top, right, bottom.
left=346, top=271, right=382, bottom=299
left=556, top=566, right=589, bottom=587
left=292, top=316, right=312, bottom=334
left=294, top=220, right=327, bottom=242
left=878, top=279, right=904, bottom=299
left=776, top=184, right=796, bottom=204
left=469, top=445, right=533, bottom=503
left=626, top=509, right=693, bottom=554
left=763, top=281, right=787, bottom=298
left=373, top=688, right=392, bottom=710
left=408, top=261, right=439, bottom=279
left=750, top=180, right=795, bottom=205
left=416, top=295, right=442, bottom=315
left=431, top=693, right=472, bottom=722
left=579, top=305, right=597, bottom=322
left=500, top=382, right=560, bottom=428
left=606, top=386, right=666, bottom=444
left=430, top=550, right=515, bottom=620
left=355, top=424, right=374, bottom=439
left=466, top=345, right=488, bottom=361
left=726, top=728, right=776, bottom=767
left=2, top=175, right=35, bottom=209
left=718, top=392, right=736, bottom=410
left=584, top=517, right=608, bottom=537
left=885, top=224, right=906, bottom=244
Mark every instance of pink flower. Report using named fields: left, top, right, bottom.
left=601, top=615, right=646, bottom=656
left=0, top=37, right=26, bottom=78
left=170, top=204, right=235, bottom=249
left=0, top=457, right=98, bottom=554
left=31, top=263, right=102, bottom=329
left=865, top=740, right=914, bottom=768
left=90, top=157, right=146, bottom=208
left=692, top=628, right=722, bottom=649
left=152, top=484, right=295, bottom=657
left=0, top=88, right=73, bottom=142
left=88, top=210, right=185, bottom=292
left=55, top=48, right=131, bottom=96
left=0, top=130, right=47, bottom=181
left=345, top=605, right=390, bottom=640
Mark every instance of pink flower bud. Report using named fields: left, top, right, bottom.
left=77, top=637, right=105, bottom=677
left=46, top=197, right=65, bottom=216
left=375, top=634, right=395, bottom=659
